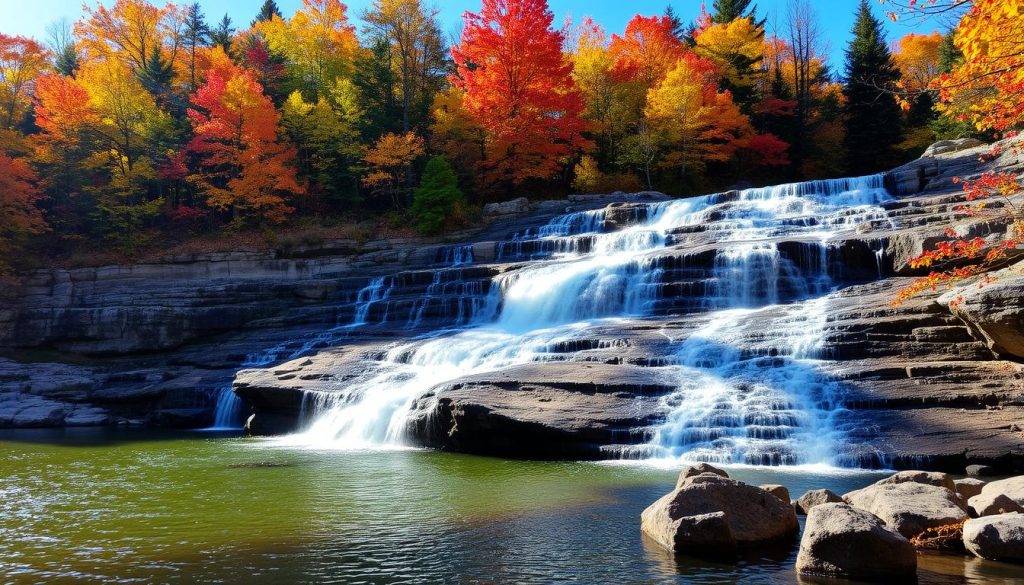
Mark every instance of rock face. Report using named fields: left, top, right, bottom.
left=796, top=503, right=917, bottom=581
left=979, top=476, right=1024, bottom=508
left=963, top=513, right=1024, bottom=563
left=759, top=484, right=790, bottom=503
left=843, top=481, right=968, bottom=538
left=676, top=463, right=729, bottom=486
left=640, top=474, right=799, bottom=556
left=968, top=493, right=1024, bottom=517
left=795, top=489, right=844, bottom=515
left=943, top=265, right=1024, bottom=360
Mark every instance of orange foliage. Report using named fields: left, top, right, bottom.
left=0, top=152, right=47, bottom=271
left=361, top=131, right=425, bottom=207
left=0, top=34, right=49, bottom=130
left=893, top=31, right=943, bottom=92
left=452, top=0, right=589, bottom=187
left=185, top=56, right=302, bottom=223
left=76, top=0, right=166, bottom=70
left=609, top=15, right=687, bottom=86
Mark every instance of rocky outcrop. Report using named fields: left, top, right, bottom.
left=875, top=470, right=956, bottom=491
left=640, top=473, right=798, bottom=556
left=677, top=463, right=729, bottom=486
left=796, top=503, right=917, bottom=581
left=843, top=481, right=969, bottom=538
left=968, top=493, right=1024, bottom=517
left=795, top=489, right=844, bottom=515
left=943, top=264, right=1024, bottom=360
left=759, top=484, right=790, bottom=503
left=979, top=476, right=1024, bottom=508
left=963, top=513, right=1024, bottom=563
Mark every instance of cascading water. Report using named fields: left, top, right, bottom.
left=280, top=175, right=891, bottom=463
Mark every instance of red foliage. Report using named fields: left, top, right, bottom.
left=745, top=133, right=791, bottom=166
left=608, top=15, right=687, bottom=86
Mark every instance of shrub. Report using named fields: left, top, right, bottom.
left=412, top=156, right=465, bottom=234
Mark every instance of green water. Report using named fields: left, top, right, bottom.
left=1, top=428, right=1022, bottom=584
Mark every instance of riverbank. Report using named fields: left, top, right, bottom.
left=2, top=428, right=1023, bottom=584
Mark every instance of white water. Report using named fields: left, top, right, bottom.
left=277, top=175, right=890, bottom=463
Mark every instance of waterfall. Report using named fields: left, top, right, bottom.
left=281, top=175, right=891, bottom=461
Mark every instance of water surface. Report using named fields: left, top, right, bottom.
left=1, top=428, right=1021, bottom=584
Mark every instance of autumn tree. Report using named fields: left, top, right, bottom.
left=694, top=16, right=765, bottom=110
left=893, top=31, right=944, bottom=154
left=186, top=50, right=303, bottom=223
left=76, top=0, right=165, bottom=71
left=362, top=0, right=447, bottom=134
left=257, top=0, right=360, bottom=101
left=0, top=34, right=49, bottom=131
left=361, top=131, right=424, bottom=208
left=429, top=87, right=486, bottom=194
left=609, top=15, right=686, bottom=88
left=452, top=0, right=589, bottom=190
left=0, top=152, right=47, bottom=272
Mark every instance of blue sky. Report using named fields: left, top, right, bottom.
left=0, top=1, right=947, bottom=71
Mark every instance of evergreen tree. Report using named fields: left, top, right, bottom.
left=412, top=156, right=464, bottom=234
left=138, top=44, right=175, bottom=107
left=183, top=3, right=210, bottom=91
left=710, top=0, right=763, bottom=25
left=253, top=0, right=283, bottom=26
left=210, top=14, right=235, bottom=52
left=842, top=0, right=902, bottom=175
left=664, top=6, right=686, bottom=41
left=937, top=29, right=961, bottom=74
left=54, top=44, right=79, bottom=77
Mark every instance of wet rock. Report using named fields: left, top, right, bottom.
left=955, top=478, right=987, bottom=502
left=843, top=482, right=968, bottom=538
left=968, top=493, right=1024, bottom=517
left=760, top=484, right=790, bottom=503
left=795, top=489, right=844, bottom=515
left=640, top=474, right=799, bottom=557
left=963, top=513, right=1024, bottom=563
left=796, top=503, right=917, bottom=581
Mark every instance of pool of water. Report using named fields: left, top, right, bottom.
left=1, top=428, right=1021, bottom=584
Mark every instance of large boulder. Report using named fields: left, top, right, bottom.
left=796, top=503, right=917, bottom=581
left=760, top=484, right=790, bottom=503
left=641, top=474, right=798, bottom=556
left=876, top=470, right=956, bottom=492
left=795, top=489, right=844, bottom=515
left=963, top=513, right=1024, bottom=563
left=980, top=476, right=1024, bottom=507
left=955, top=478, right=987, bottom=503
left=843, top=481, right=968, bottom=538
left=482, top=197, right=529, bottom=216
left=968, top=493, right=1024, bottom=517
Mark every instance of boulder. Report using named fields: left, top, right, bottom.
left=943, top=266, right=1024, bottom=360
left=967, top=464, right=999, bottom=477
left=968, top=493, right=1024, bottom=517
left=963, top=513, right=1024, bottom=563
left=795, top=489, right=844, bottom=515
left=796, top=503, right=917, bottom=581
left=922, top=138, right=985, bottom=157
left=760, top=484, right=790, bottom=503
left=980, top=476, right=1024, bottom=507
left=876, top=470, right=956, bottom=492
left=482, top=197, right=529, bottom=216
left=843, top=482, right=968, bottom=538
left=955, top=478, right=987, bottom=503
left=675, top=462, right=729, bottom=487
left=641, top=474, right=798, bottom=556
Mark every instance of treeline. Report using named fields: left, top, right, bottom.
left=0, top=0, right=972, bottom=269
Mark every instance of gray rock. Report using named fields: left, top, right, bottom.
left=969, top=493, right=1024, bottom=517
left=963, top=513, right=1024, bottom=563
left=844, top=482, right=968, bottom=538
left=955, top=478, right=987, bottom=503
left=943, top=265, right=1024, bottom=360
left=795, top=489, right=844, bottom=515
left=760, top=484, right=790, bottom=503
left=676, top=463, right=729, bottom=487
left=876, top=470, right=956, bottom=492
left=641, top=474, right=798, bottom=556
left=923, top=138, right=985, bottom=157
left=482, top=197, right=529, bottom=216
left=980, top=476, right=1024, bottom=507
left=796, top=503, right=917, bottom=581
left=968, top=464, right=999, bottom=477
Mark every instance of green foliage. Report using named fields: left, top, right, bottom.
left=254, top=0, right=283, bottom=25
left=710, top=0, right=763, bottom=25
left=842, top=0, right=902, bottom=175
left=210, top=14, right=235, bottom=52
left=412, top=157, right=464, bottom=234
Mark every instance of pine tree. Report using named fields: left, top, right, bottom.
left=664, top=6, right=686, bottom=41
left=138, top=44, right=175, bottom=107
left=210, top=14, right=235, bottom=52
left=183, top=3, right=210, bottom=91
left=842, top=0, right=902, bottom=175
left=253, top=0, right=283, bottom=26
left=54, top=44, right=79, bottom=77
left=412, top=156, right=464, bottom=234
left=710, top=0, right=763, bottom=25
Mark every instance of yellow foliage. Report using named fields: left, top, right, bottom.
left=893, top=31, right=943, bottom=92
left=694, top=17, right=764, bottom=90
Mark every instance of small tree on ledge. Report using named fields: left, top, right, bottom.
left=412, top=156, right=464, bottom=235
